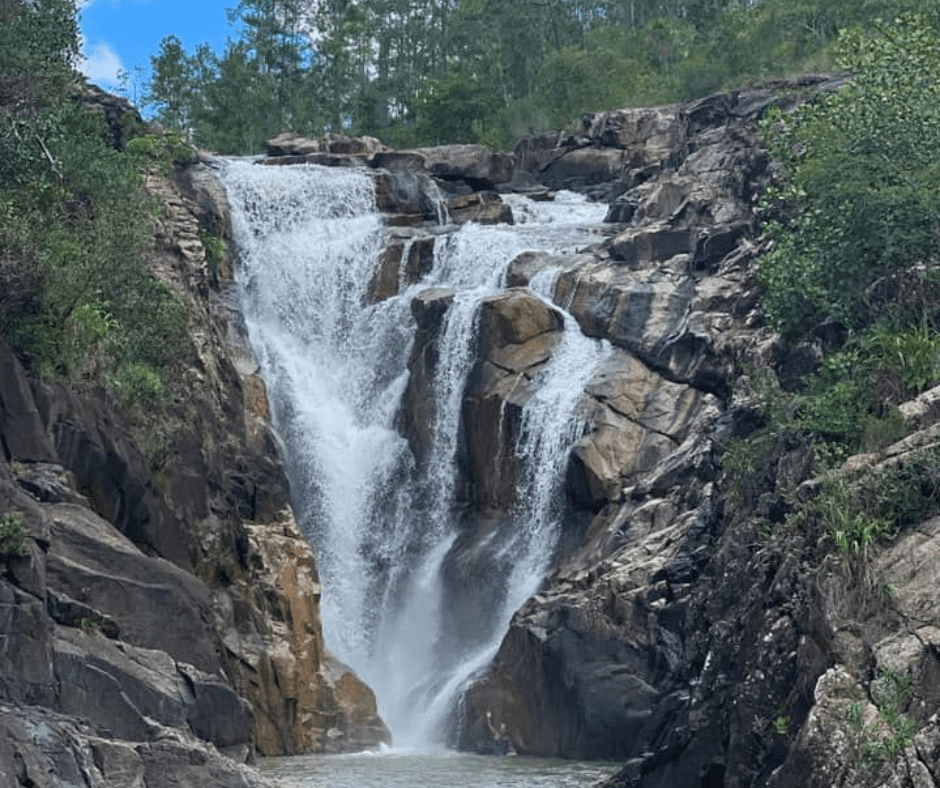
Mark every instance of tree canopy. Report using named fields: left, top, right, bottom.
left=145, top=0, right=926, bottom=154
left=755, top=11, right=940, bottom=454
left=759, top=11, right=940, bottom=341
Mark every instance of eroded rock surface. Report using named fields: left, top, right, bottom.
left=243, top=75, right=940, bottom=787
left=0, top=137, right=389, bottom=785
left=372, top=75, right=940, bottom=788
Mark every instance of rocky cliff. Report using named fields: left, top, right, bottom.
left=0, top=92, right=388, bottom=788
left=458, top=78, right=940, bottom=788
left=262, top=73, right=940, bottom=788
left=8, top=73, right=940, bottom=788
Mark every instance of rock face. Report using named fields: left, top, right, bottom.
left=445, top=83, right=787, bottom=766
left=432, top=76, right=940, bottom=788
left=0, top=124, right=389, bottom=783
left=291, top=74, right=938, bottom=788
left=256, top=75, right=940, bottom=788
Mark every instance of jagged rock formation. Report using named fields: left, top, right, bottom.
left=259, top=74, right=940, bottom=788
left=441, top=75, right=940, bottom=788
left=0, top=108, right=389, bottom=785
left=10, top=71, right=939, bottom=788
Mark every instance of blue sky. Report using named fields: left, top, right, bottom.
left=79, top=0, right=236, bottom=104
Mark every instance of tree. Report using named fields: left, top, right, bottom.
left=759, top=12, right=940, bottom=341
left=146, top=35, right=196, bottom=133
left=0, top=0, right=79, bottom=184
left=1, top=0, right=190, bottom=400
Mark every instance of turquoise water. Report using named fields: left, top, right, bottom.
left=260, top=750, right=618, bottom=788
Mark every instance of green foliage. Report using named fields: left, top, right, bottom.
left=866, top=322, right=940, bottom=398
left=856, top=669, right=918, bottom=764
left=782, top=319, right=940, bottom=455
left=846, top=700, right=866, bottom=732
left=145, top=0, right=320, bottom=154
left=814, top=475, right=891, bottom=557
left=414, top=67, right=503, bottom=146
left=110, top=361, right=168, bottom=412
left=759, top=13, right=940, bottom=342
left=804, top=441, right=940, bottom=556
left=79, top=617, right=102, bottom=633
left=0, top=0, right=80, bottom=186
left=141, top=0, right=927, bottom=152
left=125, top=130, right=198, bottom=174
left=0, top=513, right=29, bottom=557
left=201, top=232, right=227, bottom=277
left=0, top=0, right=191, bottom=414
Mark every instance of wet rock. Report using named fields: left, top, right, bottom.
left=321, top=653, right=391, bottom=752
left=398, top=287, right=456, bottom=469
left=448, top=84, right=846, bottom=777
left=373, top=169, right=446, bottom=225
left=460, top=289, right=564, bottom=511
left=367, top=233, right=436, bottom=303
left=446, top=190, right=514, bottom=225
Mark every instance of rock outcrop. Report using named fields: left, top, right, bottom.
left=438, top=75, right=940, bottom=788
left=0, top=121, right=389, bottom=784
left=272, top=74, right=939, bottom=788
left=256, top=75, right=940, bottom=788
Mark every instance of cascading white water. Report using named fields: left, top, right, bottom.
left=220, top=159, right=610, bottom=748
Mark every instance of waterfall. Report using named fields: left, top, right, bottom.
left=220, top=159, right=610, bottom=748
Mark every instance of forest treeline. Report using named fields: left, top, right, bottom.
left=146, top=0, right=924, bottom=153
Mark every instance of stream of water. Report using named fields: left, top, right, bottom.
left=261, top=751, right=619, bottom=788
left=220, top=159, right=611, bottom=752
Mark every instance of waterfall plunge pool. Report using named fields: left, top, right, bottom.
left=260, top=750, right=619, bottom=788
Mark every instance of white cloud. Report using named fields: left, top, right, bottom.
left=80, top=39, right=125, bottom=89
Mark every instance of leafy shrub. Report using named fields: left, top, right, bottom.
left=110, top=361, right=167, bottom=412
left=759, top=14, right=940, bottom=343
left=126, top=130, right=198, bottom=175
left=0, top=0, right=192, bottom=415
left=798, top=443, right=940, bottom=557
left=201, top=232, right=227, bottom=277
left=0, top=513, right=30, bottom=557
left=0, top=109, right=190, bottom=410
